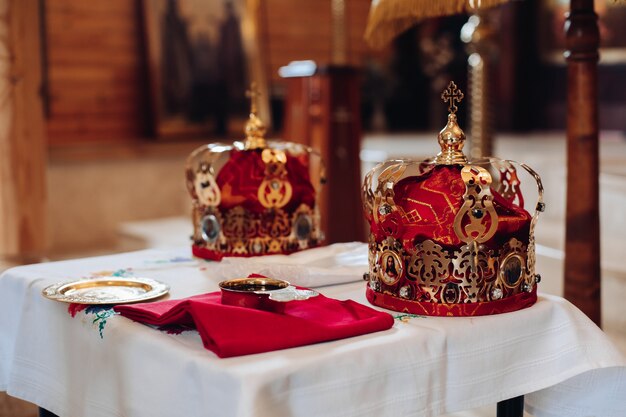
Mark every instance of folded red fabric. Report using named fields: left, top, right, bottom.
left=114, top=286, right=394, bottom=358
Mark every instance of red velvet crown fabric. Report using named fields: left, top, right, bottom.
left=369, top=165, right=531, bottom=249
left=215, top=149, right=316, bottom=213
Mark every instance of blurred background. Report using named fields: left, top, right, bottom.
left=33, top=0, right=626, bottom=256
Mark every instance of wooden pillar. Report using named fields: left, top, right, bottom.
left=462, top=10, right=497, bottom=159
left=312, top=66, right=364, bottom=243
left=280, top=0, right=363, bottom=243
left=282, top=67, right=364, bottom=243
left=564, top=0, right=601, bottom=325
left=0, top=0, right=47, bottom=265
left=0, top=1, right=46, bottom=414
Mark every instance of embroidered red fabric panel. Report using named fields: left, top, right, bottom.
left=371, top=165, right=532, bottom=249
left=216, top=150, right=316, bottom=213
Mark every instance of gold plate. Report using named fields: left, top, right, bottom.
left=42, top=277, right=170, bottom=305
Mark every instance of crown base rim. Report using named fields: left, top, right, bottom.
left=192, top=242, right=322, bottom=261
left=366, top=285, right=537, bottom=317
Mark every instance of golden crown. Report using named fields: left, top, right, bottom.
left=186, top=83, right=325, bottom=260
left=362, top=82, right=545, bottom=316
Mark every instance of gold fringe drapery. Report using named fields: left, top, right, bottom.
left=364, top=0, right=509, bottom=49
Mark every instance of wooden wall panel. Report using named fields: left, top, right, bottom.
left=263, top=0, right=372, bottom=84
left=0, top=0, right=47, bottom=261
left=346, top=0, right=373, bottom=62
left=45, top=0, right=148, bottom=145
left=44, top=0, right=372, bottom=145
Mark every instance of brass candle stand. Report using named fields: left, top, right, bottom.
left=461, top=10, right=497, bottom=159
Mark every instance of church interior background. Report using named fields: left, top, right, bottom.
left=1, top=0, right=625, bottom=416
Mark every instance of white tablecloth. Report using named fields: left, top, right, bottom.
left=0, top=244, right=624, bottom=417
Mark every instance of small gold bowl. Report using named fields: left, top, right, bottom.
left=219, top=277, right=289, bottom=312
left=218, top=277, right=318, bottom=312
left=219, top=277, right=290, bottom=293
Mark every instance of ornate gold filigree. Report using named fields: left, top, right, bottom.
left=451, top=243, right=485, bottom=298
left=259, top=209, right=291, bottom=238
left=520, top=161, right=544, bottom=286
left=194, top=163, right=221, bottom=207
left=223, top=206, right=257, bottom=238
left=248, top=237, right=266, bottom=255
left=454, top=165, right=498, bottom=243
left=372, top=162, right=407, bottom=225
left=258, top=178, right=293, bottom=209
left=258, top=148, right=293, bottom=209
left=262, top=148, right=287, bottom=165
left=496, top=162, right=524, bottom=207
left=407, top=240, right=447, bottom=285
left=267, top=239, right=283, bottom=253
left=368, top=236, right=531, bottom=304
left=232, top=240, right=248, bottom=255
left=192, top=203, right=205, bottom=244
left=194, top=203, right=321, bottom=257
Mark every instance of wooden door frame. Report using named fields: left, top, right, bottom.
left=0, top=0, right=47, bottom=265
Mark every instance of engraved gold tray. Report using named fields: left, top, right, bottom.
left=42, top=277, right=170, bottom=305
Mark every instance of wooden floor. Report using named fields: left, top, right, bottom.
left=0, top=393, right=37, bottom=417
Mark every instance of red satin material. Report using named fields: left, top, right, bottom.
left=215, top=149, right=316, bottom=213
left=114, top=280, right=394, bottom=358
left=366, top=285, right=537, bottom=316
left=372, top=165, right=531, bottom=249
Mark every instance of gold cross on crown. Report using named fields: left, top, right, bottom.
left=246, top=82, right=261, bottom=114
left=441, top=81, right=464, bottom=114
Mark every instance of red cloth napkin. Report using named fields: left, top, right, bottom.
left=114, top=285, right=394, bottom=358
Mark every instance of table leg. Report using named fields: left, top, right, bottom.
left=39, top=408, right=59, bottom=417
left=496, top=395, right=524, bottom=417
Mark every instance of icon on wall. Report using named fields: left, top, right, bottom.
left=142, top=0, right=270, bottom=139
